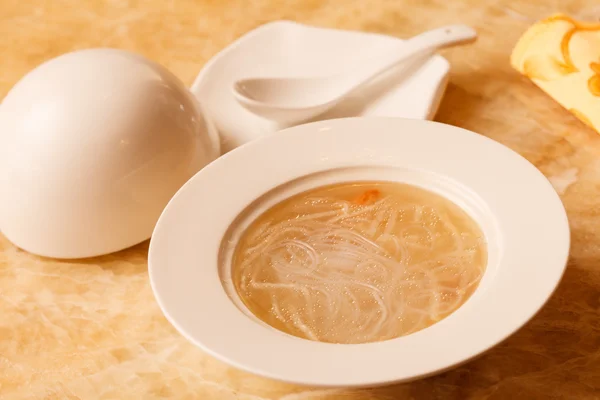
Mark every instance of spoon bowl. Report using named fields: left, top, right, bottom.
left=233, top=76, right=343, bottom=122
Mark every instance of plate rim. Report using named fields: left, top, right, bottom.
left=148, top=117, right=570, bottom=387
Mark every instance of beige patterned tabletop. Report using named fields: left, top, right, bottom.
left=2, top=1, right=600, bottom=399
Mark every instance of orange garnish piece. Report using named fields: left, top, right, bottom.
left=353, top=189, right=381, bottom=205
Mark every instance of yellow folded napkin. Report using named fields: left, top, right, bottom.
left=511, top=14, right=600, bottom=131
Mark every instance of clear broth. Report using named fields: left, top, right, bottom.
left=231, top=181, right=487, bottom=344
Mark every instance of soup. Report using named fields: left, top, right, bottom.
left=230, top=181, right=487, bottom=344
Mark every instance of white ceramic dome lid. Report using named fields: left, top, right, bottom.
left=0, top=49, right=219, bottom=259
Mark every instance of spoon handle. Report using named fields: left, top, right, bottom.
left=339, top=24, right=477, bottom=90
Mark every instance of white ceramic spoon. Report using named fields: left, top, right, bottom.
left=233, top=24, right=477, bottom=123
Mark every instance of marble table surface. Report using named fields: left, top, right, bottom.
left=2, top=0, right=600, bottom=398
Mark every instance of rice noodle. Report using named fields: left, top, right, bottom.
left=231, top=182, right=487, bottom=344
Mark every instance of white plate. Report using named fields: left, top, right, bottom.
left=148, top=117, right=569, bottom=387
left=191, top=21, right=450, bottom=153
